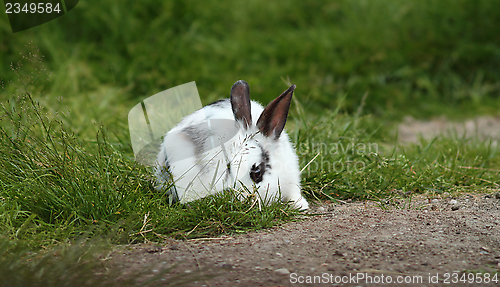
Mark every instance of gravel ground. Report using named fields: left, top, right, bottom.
left=106, top=193, right=500, bottom=287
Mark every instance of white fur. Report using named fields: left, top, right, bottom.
left=154, top=87, right=309, bottom=210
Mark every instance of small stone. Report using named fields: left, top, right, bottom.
left=431, top=199, right=439, bottom=204
left=221, top=263, right=233, bottom=269
left=451, top=206, right=459, bottom=211
left=317, top=207, right=326, bottom=212
left=276, top=252, right=283, bottom=257
left=334, top=250, right=344, bottom=256
left=450, top=199, right=458, bottom=205
left=275, top=268, right=290, bottom=275
left=146, top=245, right=162, bottom=253
left=353, top=258, right=361, bottom=263
left=169, top=244, right=179, bottom=250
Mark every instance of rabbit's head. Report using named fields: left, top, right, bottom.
left=227, top=81, right=307, bottom=209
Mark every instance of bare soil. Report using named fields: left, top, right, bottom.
left=107, top=194, right=500, bottom=287
left=105, top=117, right=500, bottom=287
left=396, top=115, right=500, bottom=144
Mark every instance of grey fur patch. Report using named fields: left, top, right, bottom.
left=225, top=162, right=231, bottom=182
left=182, top=123, right=217, bottom=175
left=258, top=143, right=271, bottom=169
left=182, top=125, right=209, bottom=158
left=156, top=161, right=179, bottom=203
left=182, top=118, right=240, bottom=177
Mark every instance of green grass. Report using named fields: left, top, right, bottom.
left=1, top=0, right=500, bottom=285
left=293, top=105, right=500, bottom=203
left=1, top=0, right=500, bottom=119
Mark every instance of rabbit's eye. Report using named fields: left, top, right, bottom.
left=250, top=163, right=264, bottom=183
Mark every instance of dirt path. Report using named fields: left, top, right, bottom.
left=107, top=193, right=500, bottom=287
left=397, top=115, right=500, bottom=144
left=105, top=117, right=500, bottom=286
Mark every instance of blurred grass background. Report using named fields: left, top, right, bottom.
left=1, top=1, right=500, bottom=285
left=2, top=0, right=499, bottom=125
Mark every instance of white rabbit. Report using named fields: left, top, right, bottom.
left=154, top=80, right=309, bottom=209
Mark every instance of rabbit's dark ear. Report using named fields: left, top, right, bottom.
left=257, top=84, right=295, bottom=140
left=230, top=80, right=252, bottom=129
